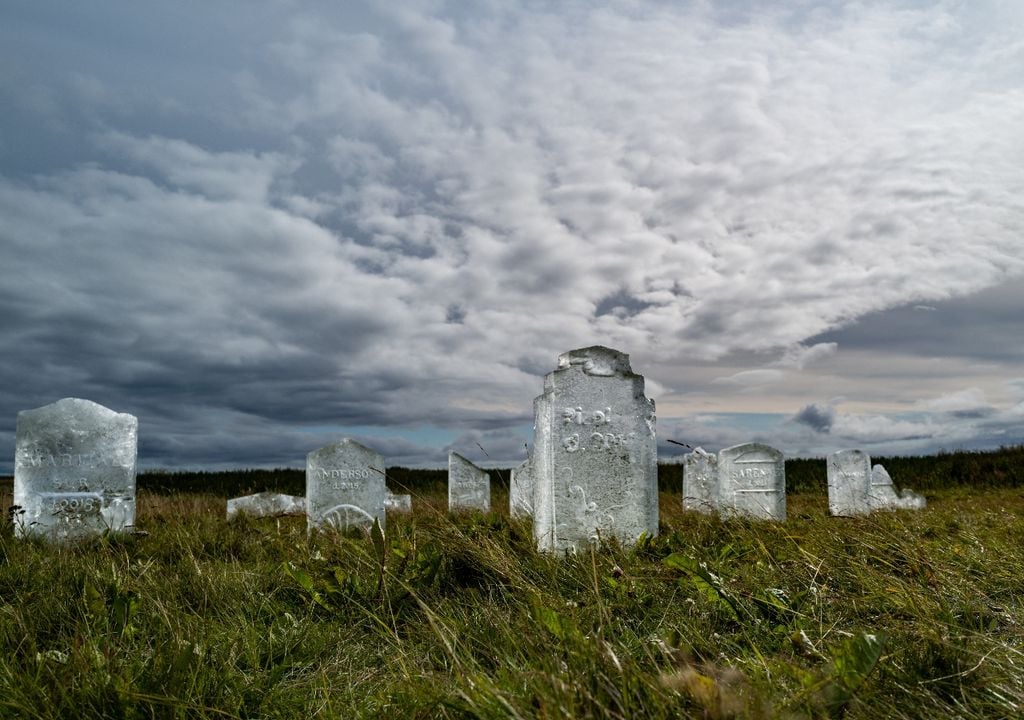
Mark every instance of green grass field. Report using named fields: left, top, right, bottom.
left=1, top=451, right=1023, bottom=718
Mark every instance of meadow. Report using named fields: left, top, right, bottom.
left=1, top=447, right=1023, bottom=719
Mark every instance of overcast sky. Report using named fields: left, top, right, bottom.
left=1, top=1, right=1022, bottom=473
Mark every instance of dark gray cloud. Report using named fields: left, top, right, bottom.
left=791, top=404, right=836, bottom=433
left=1, top=1, right=1022, bottom=472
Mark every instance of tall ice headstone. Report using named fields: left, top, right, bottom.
left=532, top=346, right=658, bottom=553
left=827, top=449, right=872, bottom=516
left=448, top=452, right=491, bottom=511
left=682, top=447, right=719, bottom=514
left=718, top=443, right=785, bottom=521
left=306, top=439, right=386, bottom=532
left=14, top=398, right=137, bottom=540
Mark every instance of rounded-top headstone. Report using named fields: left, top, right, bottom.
left=827, top=449, right=872, bottom=516
left=717, top=442, right=786, bottom=521
left=14, top=397, right=138, bottom=540
left=306, top=438, right=386, bottom=532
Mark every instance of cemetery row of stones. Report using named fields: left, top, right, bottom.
left=7, top=345, right=980, bottom=550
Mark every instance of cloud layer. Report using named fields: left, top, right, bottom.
left=1, top=1, right=1022, bottom=470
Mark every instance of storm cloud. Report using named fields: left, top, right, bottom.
left=1, top=2, right=1022, bottom=470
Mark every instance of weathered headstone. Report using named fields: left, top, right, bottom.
left=827, top=449, right=927, bottom=514
left=13, top=398, right=137, bottom=540
left=385, top=490, right=412, bottom=513
left=227, top=492, right=305, bottom=520
left=717, top=443, right=786, bottom=520
left=682, top=447, right=719, bottom=514
left=306, top=439, right=386, bottom=532
left=532, top=346, right=658, bottom=553
left=870, top=464, right=926, bottom=510
left=448, top=452, right=491, bottom=511
left=827, top=449, right=872, bottom=516
left=509, top=458, right=533, bottom=518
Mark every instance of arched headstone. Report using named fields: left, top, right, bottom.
left=14, top=398, right=137, bottom=541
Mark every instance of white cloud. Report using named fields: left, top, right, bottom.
left=712, top=369, right=786, bottom=388
left=1, top=1, right=1022, bottom=468
left=777, top=342, right=839, bottom=370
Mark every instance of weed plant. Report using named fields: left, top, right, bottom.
left=0, top=469, right=1023, bottom=717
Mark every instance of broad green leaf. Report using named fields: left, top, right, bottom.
left=663, top=553, right=743, bottom=621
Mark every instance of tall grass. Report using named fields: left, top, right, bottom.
left=1, top=473, right=1023, bottom=718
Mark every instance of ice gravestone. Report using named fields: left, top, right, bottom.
left=682, top=447, right=718, bottom=514
left=717, top=443, right=786, bottom=521
left=448, top=452, right=491, bottom=511
left=827, top=449, right=873, bottom=516
left=385, top=490, right=412, bottom=513
left=871, top=464, right=926, bottom=510
left=509, top=458, right=533, bottom=518
left=227, top=492, right=305, bottom=520
left=827, top=450, right=926, bottom=514
left=14, top=398, right=137, bottom=540
left=532, top=346, right=658, bottom=553
left=306, top=439, right=386, bottom=532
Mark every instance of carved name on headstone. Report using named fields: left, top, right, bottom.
left=306, top=439, right=386, bottom=532
left=718, top=442, right=785, bottom=521
left=532, top=346, right=658, bottom=553
left=14, top=398, right=137, bottom=540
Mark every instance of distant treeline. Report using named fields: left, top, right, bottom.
left=133, top=444, right=1024, bottom=497
left=2, top=445, right=1020, bottom=498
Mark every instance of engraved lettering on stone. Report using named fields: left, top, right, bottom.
left=306, top=439, right=386, bottom=533
left=532, top=346, right=658, bottom=553
left=717, top=443, right=785, bottom=521
left=14, top=398, right=138, bottom=541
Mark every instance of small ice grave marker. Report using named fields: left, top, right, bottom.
left=827, top=450, right=927, bottom=514
left=718, top=442, right=786, bottom=521
left=448, top=452, right=491, bottom=511
left=385, top=490, right=412, bottom=513
left=682, top=447, right=719, bottom=514
left=227, top=492, right=305, bottom=520
left=14, top=398, right=137, bottom=541
left=532, top=346, right=658, bottom=553
left=509, top=458, right=533, bottom=518
left=306, top=439, right=386, bottom=532
left=827, top=449, right=873, bottom=516
left=871, top=464, right=926, bottom=510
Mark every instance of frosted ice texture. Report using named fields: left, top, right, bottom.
left=448, top=452, right=491, bottom=511
left=306, top=439, right=386, bottom=532
left=227, top=492, right=305, bottom=520
left=532, top=346, right=658, bottom=553
left=509, top=458, right=533, bottom=518
left=14, top=398, right=137, bottom=541
left=871, top=464, right=927, bottom=510
left=827, top=450, right=926, bottom=514
left=682, top=447, right=718, bottom=514
left=827, top=449, right=873, bottom=516
left=385, top=490, right=412, bottom=513
left=718, top=443, right=786, bottom=521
